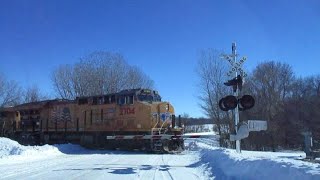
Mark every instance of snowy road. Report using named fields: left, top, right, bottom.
left=0, top=148, right=204, bottom=180
left=1, top=135, right=320, bottom=180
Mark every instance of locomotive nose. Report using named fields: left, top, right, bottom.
left=158, top=102, right=174, bottom=123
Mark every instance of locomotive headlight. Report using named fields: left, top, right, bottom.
left=166, top=103, right=170, bottom=112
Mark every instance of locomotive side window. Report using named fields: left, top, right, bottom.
left=92, top=97, right=98, bottom=105
left=78, top=98, right=88, bottom=105
left=104, top=96, right=110, bottom=104
left=98, top=97, right=103, bottom=104
left=117, top=95, right=134, bottom=105
left=111, top=95, right=116, bottom=103
left=118, top=96, right=126, bottom=105
left=138, top=95, right=153, bottom=102
left=127, top=95, right=134, bottom=104
left=88, top=97, right=93, bottom=104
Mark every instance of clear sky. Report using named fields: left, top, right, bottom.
left=1, top=0, right=320, bottom=117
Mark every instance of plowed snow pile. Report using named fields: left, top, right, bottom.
left=0, top=137, right=62, bottom=161
left=186, top=140, right=320, bottom=180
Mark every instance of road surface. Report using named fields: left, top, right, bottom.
left=0, top=149, right=205, bottom=180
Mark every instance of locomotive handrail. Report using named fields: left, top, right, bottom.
left=106, top=134, right=215, bottom=140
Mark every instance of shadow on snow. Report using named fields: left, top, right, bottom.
left=52, top=144, right=147, bottom=155
left=53, top=164, right=185, bottom=175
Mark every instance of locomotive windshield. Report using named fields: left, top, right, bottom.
left=137, top=89, right=161, bottom=102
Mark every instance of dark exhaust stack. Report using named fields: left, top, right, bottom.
left=172, top=115, right=176, bottom=128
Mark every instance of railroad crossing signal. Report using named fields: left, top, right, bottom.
left=222, top=55, right=247, bottom=77
left=218, top=95, right=255, bottom=112
left=219, top=95, right=238, bottom=111
left=220, top=42, right=253, bottom=153
left=221, top=73, right=255, bottom=111
left=224, top=75, right=243, bottom=92
left=238, top=95, right=255, bottom=111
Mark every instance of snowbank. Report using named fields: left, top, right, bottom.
left=0, top=137, right=62, bottom=162
left=0, top=137, right=118, bottom=163
left=188, top=141, right=320, bottom=180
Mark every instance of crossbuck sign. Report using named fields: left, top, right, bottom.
left=222, top=55, right=248, bottom=77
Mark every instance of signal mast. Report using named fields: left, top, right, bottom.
left=220, top=43, right=255, bottom=153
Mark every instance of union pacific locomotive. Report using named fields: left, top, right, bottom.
left=0, top=89, right=184, bottom=153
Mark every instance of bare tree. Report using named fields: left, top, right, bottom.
left=125, top=66, right=154, bottom=90
left=0, top=73, right=23, bottom=107
left=196, top=49, right=231, bottom=147
left=52, top=65, right=75, bottom=99
left=23, top=85, right=47, bottom=103
left=51, top=51, right=154, bottom=99
left=245, top=61, right=294, bottom=150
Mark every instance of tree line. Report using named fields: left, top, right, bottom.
left=197, top=49, right=320, bottom=151
left=0, top=51, right=154, bottom=107
left=0, top=76, right=47, bottom=107
left=51, top=51, right=153, bottom=99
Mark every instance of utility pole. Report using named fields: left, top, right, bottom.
left=232, top=42, right=241, bottom=153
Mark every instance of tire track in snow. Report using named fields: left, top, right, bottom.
left=134, top=155, right=162, bottom=180
left=160, top=155, right=174, bottom=180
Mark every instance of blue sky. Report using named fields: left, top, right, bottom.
left=1, top=0, right=320, bottom=117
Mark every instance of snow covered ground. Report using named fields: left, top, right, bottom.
left=187, top=139, right=320, bottom=180
left=0, top=135, right=320, bottom=180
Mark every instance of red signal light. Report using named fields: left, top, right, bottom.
left=219, top=95, right=255, bottom=111
left=239, top=95, right=255, bottom=111
left=219, top=95, right=238, bottom=111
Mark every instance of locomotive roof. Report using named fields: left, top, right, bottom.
left=1, top=89, right=159, bottom=111
left=118, top=88, right=160, bottom=95
left=76, top=88, right=158, bottom=99
left=9, top=99, right=74, bottom=111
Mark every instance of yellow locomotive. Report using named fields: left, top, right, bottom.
left=0, top=89, right=184, bottom=153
